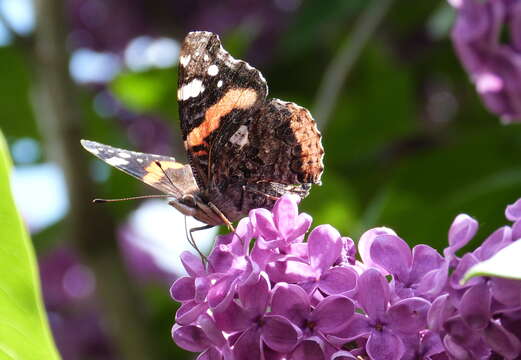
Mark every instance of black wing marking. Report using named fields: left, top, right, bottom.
left=81, top=140, right=199, bottom=197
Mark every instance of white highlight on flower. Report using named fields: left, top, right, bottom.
left=476, top=72, right=503, bottom=93
left=178, top=78, right=205, bottom=101
left=106, top=157, right=129, bottom=166
left=207, top=64, right=219, bottom=76
left=448, top=0, right=463, bottom=8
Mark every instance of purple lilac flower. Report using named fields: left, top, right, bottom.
left=170, top=194, right=521, bottom=359
left=449, top=0, right=521, bottom=122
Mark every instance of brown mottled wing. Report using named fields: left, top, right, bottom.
left=207, top=99, right=324, bottom=220
left=80, top=140, right=199, bottom=197
left=177, top=31, right=268, bottom=189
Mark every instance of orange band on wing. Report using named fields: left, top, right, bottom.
left=143, top=161, right=184, bottom=184
left=186, top=88, right=258, bottom=149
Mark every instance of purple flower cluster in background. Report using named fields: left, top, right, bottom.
left=450, top=0, right=521, bottom=122
left=170, top=195, right=521, bottom=360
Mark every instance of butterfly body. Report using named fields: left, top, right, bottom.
left=82, top=31, right=324, bottom=227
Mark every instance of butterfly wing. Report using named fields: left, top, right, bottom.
left=81, top=140, right=199, bottom=197
left=177, top=31, right=268, bottom=188
left=207, top=98, right=324, bottom=220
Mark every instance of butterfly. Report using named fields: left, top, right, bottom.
left=81, top=31, right=324, bottom=234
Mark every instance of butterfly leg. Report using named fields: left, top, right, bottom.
left=207, top=201, right=235, bottom=232
left=186, top=221, right=214, bottom=264
left=242, top=185, right=280, bottom=201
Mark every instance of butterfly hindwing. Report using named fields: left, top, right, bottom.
left=80, top=140, right=199, bottom=197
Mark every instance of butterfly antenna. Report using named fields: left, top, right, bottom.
left=155, top=161, right=178, bottom=189
left=93, top=194, right=171, bottom=203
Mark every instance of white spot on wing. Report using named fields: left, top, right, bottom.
left=204, top=54, right=209, bottom=61
left=106, top=157, right=129, bottom=166
left=118, top=152, right=132, bottom=158
left=178, top=79, right=205, bottom=101
left=89, top=147, right=99, bottom=155
left=217, top=80, right=223, bottom=88
left=179, top=55, right=191, bottom=67
left=229, top=125, right=249, bottom=148
left=207, top=64, right=219, bottom=76
left=137, top=158, right=143, bottom=163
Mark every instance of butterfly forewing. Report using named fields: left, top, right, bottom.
left=177, top=31, right=268, bottom=188
left=80, top=140, right=199, bottom=197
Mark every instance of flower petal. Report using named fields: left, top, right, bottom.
left=421, top=330, right=445, bottom=358
left=490, top=277, right=521, bottom=306
left=289, top=337, right=325, bottom=360
left=172, top=324, right=211, bottom=352
left=366, top=330, right=404, bottom=360
left=181, top=251, right=206, bottom=277
left=331, top=350, right=357, bottom=360
left=483, top=321, right=521, bottom=359
left=319, top=266, right=358, bottom=296
left=197, top=348, right=222, bottom=360
left=327, top=313, right=371, bottom=343
left=176, top=301, right=208, bottom=325
left=238, top=272, right=270, bottom=316
left=443, top=334, right=471, bottom=360
left=409, top=245, right=444, bottom=284
left=287, top=213, right=313, bottom=243
left=474, top=226, right=512, bottom=261
left=273, top=194, right=299, bottom=239
left=312, top=295, right=354, bottom=333
left=506, top=197, right=521, bottom=221
left=388, top=297, right=431, bottom=334
left=358, top=227, right=397, bottom=273
left=427, top=294, right=455, bottom=333
left=250, top=208, right=279, bottom=241
left=213, top=300, right=250, bottom=332
left=369, top=234, right=412, bottom=282
left=262, top=314, right=301, bottom=353
left=271, top=283, right=310, bottom=327
left=198, top=313, right=226, bottom=348
left=459, top=283, right=491, bottom=330
left=170, top=277, right=195, bottom=302
left=357, top=268, right=389, bottom=320
left=308, top=225, right=342, bottom=273
left=415, top=263, right=449, bottom=300
left=450, top=253, right=480, bottom=289
left=208, top=276, right=237, bottom=311
left=232, top=327, right=262, bottom=360
left=446, top=214, right=478, bottom=257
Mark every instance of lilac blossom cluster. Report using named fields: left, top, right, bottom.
left=449, top=0, right=521, bottom=122
left=170, top=195, right=521, bottom=360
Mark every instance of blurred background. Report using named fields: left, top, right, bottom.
left=2, top=0, right=521, bottom=359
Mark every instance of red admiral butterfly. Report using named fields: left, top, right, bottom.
left=82, top=31, right=324, bottom=231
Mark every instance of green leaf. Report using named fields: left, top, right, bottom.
left=0, top=128, right=61, bottom=360
left=110, top=69, right=177, bottom=113
left=463, top=240, right=521, bottom=283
